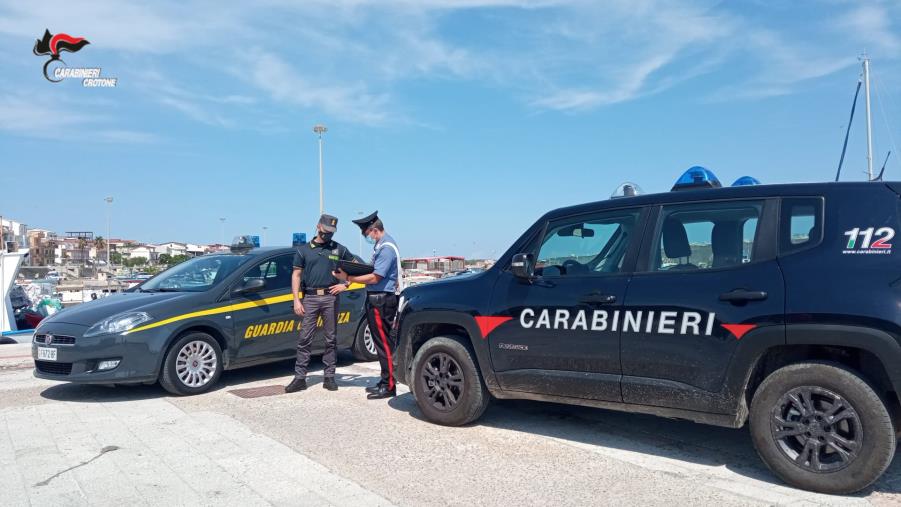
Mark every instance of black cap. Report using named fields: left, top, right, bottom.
left=352, top=210, right=379, bottom=235
left=319, top=214, right=338, bottom=233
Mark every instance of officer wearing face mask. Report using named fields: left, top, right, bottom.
left=286, top=213, right=356, bottom=394
left=335, top=210, right=403, bottom=400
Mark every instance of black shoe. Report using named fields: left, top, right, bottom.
left=323, top=377, right=338, bottom=391
left=285, top=377, right=307, bottom=393
left=365, top=382, right=385, bottom=394
left=367, top=385, right=396, bottom=399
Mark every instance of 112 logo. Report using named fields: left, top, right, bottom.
left=843, top=227, right=894, bottom=250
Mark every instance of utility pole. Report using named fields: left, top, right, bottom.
left=357, top=211, right=364, bottom=257
left=313, top=124, right=328, bottom=214
left=104, top=197, right=113, bottom=271
left=863, top=55, right=874, bottom=180
left=262, top=226, right=268, bottom=246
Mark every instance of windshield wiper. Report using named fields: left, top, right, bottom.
left=155, top=287, right=182, bottom=292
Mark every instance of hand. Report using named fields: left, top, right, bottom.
left=293, top=300, right=305, bottom=316
left=333, top=268, right=349, bottom=281
left=328, top=283, right=347, bottom=295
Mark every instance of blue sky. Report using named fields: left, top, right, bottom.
left=2, top=0, right=900, bottom=259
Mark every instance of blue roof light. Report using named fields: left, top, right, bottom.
left=671, top=166, right=722, bottom=191
left=731, top=176, right=761, bottom=187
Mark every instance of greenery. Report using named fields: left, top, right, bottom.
left=158, top=253, right=190, bottom=267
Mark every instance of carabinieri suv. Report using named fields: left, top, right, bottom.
left=394, top=171, right=901, bottom=494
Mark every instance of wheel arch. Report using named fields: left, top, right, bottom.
left=156, top=321, right=230, bottom=376
left=397, top=311, right=498, bottom=390
left=738, top=324, right=901, bottom=428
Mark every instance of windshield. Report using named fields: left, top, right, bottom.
left=138, top=255, right=251, bottom=292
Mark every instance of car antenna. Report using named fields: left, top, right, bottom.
left=872, top=151, right=891, bottom=181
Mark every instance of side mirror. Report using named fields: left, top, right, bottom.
left=234, top=277, right=265, bottom=295
left=511, top=253, right=535, bottom=280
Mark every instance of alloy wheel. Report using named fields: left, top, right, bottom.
left=771, top=386, right=862, bottom=473
left=421, top=352, right=464, bottom=412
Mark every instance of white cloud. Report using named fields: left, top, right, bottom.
left=836, top=3, right=900, bottom=54
left=0, top=93, right=158, bottom=143
left=1, top=0, right=897, bottom=126
left=238, top=50, right=390, bottom=125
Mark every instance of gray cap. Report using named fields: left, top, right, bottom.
left=319, top=214, right=338, bottom=233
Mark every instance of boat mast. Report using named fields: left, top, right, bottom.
left=863, top=54, right=874, bottom=180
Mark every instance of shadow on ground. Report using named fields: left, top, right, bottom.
left=39, top=351, right=381, bottom=402
left=388, top=392, right=901, bottom=498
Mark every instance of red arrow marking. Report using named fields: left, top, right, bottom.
left=474, top=316, right=512, bottom=339
left=721, top=323, right=757, bottom=340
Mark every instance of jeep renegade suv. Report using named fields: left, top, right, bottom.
left=395, top=175, right=901, bottom=494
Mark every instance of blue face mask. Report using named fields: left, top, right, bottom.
left=365, top=235, right=377, bottom=245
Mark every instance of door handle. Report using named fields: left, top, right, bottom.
left=579, top=293, right=617, bottom=305
left=719, top=289, right=768, bottom=303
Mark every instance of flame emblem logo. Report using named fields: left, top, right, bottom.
left=33, top=29, right=90, bottom=82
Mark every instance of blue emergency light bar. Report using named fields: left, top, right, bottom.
left=671, top=166, right=722, bottom=191
left=731, top=176, right=761, bottom=186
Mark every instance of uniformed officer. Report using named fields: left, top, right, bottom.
left=335, top=211, right=402, bottom=400
left=285, top=214, right=356, bottom=393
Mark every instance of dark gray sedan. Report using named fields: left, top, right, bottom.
left=32, top=247, right=376, bottom=395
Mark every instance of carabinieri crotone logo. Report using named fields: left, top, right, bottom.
left=33, top=29, right=117, bottom=87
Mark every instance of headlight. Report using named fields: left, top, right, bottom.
left=84, top=312, right=152, bottom=337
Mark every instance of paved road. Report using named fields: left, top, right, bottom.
left=1, top=342, right=899, bottom=506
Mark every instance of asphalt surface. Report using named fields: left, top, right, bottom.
left=1, top=342, right=900, bottom=506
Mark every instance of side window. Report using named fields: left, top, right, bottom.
left=242, top=254, right=293, bottom=292
left=652, top=201, right=763, bottom=272
left=535, top=209, right=640, bottom=277
left=780, top=197, right=823, bottom=254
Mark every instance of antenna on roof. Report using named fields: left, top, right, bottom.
left=873, top=151, right=891, bottom=181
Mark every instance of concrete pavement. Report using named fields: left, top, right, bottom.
left=1, top=342, right=899, bottom=506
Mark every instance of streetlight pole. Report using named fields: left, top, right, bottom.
left=357, top=211, right=364, bottom=257
left=313, top=124, right=328, bottom=214
left=262, top=226, right=268, bottom=246
left=104, top=197, right=113, bottom=272
left=219, top=218, right=226, bottom=246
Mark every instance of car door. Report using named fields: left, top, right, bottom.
left=488, top=207, right=647, bottom=402
left=621, top=198, right=784, bottom=413
left=231, top=253, right=297, bottom=362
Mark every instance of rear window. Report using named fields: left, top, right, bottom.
left=780, top=197, right=824, bottom=255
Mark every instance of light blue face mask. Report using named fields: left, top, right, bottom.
left=365, top=236, right=377, bottom=245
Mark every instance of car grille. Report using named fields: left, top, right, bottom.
left=34, top=334, right=76, bottom=345
left=35, top=360, right=73, bottom=375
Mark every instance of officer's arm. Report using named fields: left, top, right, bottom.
left=292, top=267, right=303, bottom=301
left=347, top=273, right=383, bottom=285
left=348, top=247, right=389, bottom=285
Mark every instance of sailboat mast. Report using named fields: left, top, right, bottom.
left=863, top=55, right=874, bottom=180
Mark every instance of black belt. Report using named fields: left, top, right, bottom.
left=304, top=288, right=333, bottom=296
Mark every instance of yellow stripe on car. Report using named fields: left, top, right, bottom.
left=124, top=283, right=366, bottom=335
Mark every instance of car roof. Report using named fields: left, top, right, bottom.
left=545, top=181, right=901, bottom=220
left=206, top=247, right=295, bottom=258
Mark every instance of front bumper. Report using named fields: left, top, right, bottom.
left=31, top=321, right=166, bottom=384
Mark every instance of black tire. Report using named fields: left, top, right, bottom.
left=352, top=319, right=378, bottom=362
left=410, top=336, right=489, bottom=426
left=749, top=361, right=895, bottom=494
left=159, top=332, right=223, bottom=396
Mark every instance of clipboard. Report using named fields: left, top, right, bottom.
left=336, top=259, right=375, bottom=276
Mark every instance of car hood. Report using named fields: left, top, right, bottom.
left=44, top=292, right=195, bottom=327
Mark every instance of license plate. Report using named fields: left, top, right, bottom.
left=37, top=347, right=57, bottom=361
